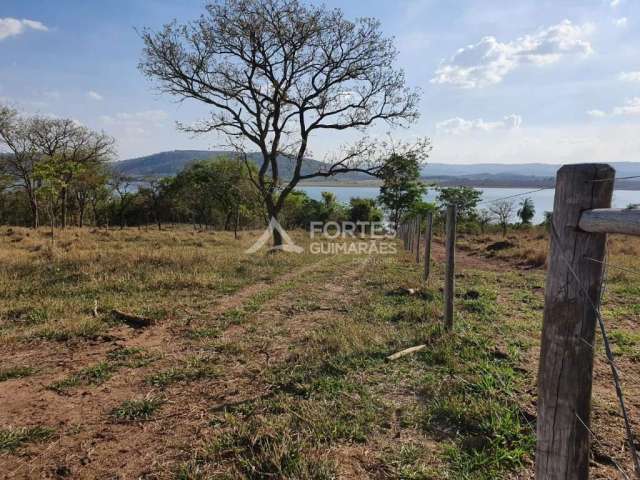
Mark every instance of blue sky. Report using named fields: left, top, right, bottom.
left=1, top=0, right=639, bottom=164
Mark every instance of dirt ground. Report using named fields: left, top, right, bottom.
left=1, top=228, right=639, bottom=479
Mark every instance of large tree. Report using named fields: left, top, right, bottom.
left=0, top=106, right=114, bottom=228
left=517, top=197, right=535, bottom=225
left=436, top=186, right=482, bottom=220
left=489, top=200, right=515, bottom=237
left=378, top=152, right=427, bottom=230
left=29, top=117, right=115, bottom=228
left=0, top=106, right=41, bottom=227
left=139, top=0, right=425, bottom=245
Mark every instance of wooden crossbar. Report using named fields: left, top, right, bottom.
left=579, top=208, right=640, bottom=236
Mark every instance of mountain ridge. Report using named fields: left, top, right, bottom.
left=110, top=150, right=640, bottom=188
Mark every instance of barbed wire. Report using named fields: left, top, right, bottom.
left=550, top=221, right=640, bottom=477
left=590, top=175, right=640, bottom=183
left=576, top=412, right=631, bottom=480
left=476, top=187, right=548, bottom=206
left=474, top=173, right=639, bottom=207
left=585, top=257, right=640, bottom=280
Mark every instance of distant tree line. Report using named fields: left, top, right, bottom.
left=0, top=105, right=115, bottom=230
left=1, top=105, right=539, bottom=236
left=0, top=106, right=387, bottom=232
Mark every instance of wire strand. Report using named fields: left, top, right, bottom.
left=477, top=187, right=548, bottom=206
left=576, top=413, right=631, bottom=480
left=585, top=257, right=640, bottom=279
left=590, top=175, right=640, bottom=183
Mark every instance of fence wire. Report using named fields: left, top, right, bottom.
left=590, top=175, right=640, bottom=183
left=476, top=187, right=548, bottom=206
left=585, top=256, right=640, bottom=280
left=576, top=412, right=631, bottom=480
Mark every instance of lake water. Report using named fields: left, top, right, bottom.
left=298, top=185, right=639, bottom=224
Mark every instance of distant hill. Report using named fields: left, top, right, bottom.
left=111, top=151, right=640, bottom=189
left=420, top=162, right=640, bottom=190
left=422, top=162, right=640, bottom=178
left=111, top=150, right=368, bottom=180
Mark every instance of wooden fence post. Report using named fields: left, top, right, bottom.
left=405, top=223, right=410, bottom=251
left=424, top=212, right=433, bottom=281
left=415, top=215, right=421, bottom=264
left=404, top=223, right=408, bottom=251
left=444, top=205, right=456, bottom=331
left=401, top=223, right=406, bottom=250
left=536, top=164, right=614, bottom=480
left=411, top=218, right=415, bottom=255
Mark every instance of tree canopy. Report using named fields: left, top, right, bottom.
left=378, top=152, right=427, bottom=230
left=139, top=0, right=428, bottom=244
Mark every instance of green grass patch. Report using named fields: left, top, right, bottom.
left=110, top=397, right=163, bottom=423
left=106, top=346, right=157, bottom=368
left=48, top=361, right=115, bottom=392
left=0, top=426, right=54, bottom=452
left=0, top=366, right=35, bottom=382
left=147, top=356, right=218, bottom=387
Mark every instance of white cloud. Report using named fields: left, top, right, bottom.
left=587, top=109, right=607, bottom=118
left=101, top=110, right=168, bottom=125
left=87, top=91, right=103, bottom=101
left=436, top=114, right=522, bottom=135
left=431, top=20, right=594, bottom=88
left=100, top=110, right=169, bottom=136
left=619, top=71, right=640, bottom=82
left=610, top=0, right=621, bottom=7
left=0, top=18, right=48, bottom=41
left=612, top=98, right=640, bottom=116
left=432, top=123, right=640, bottom=165
left=587, top=98, right=640, bottom=117
left=614, top=17, right=628, bottom=28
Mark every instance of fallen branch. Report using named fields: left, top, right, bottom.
left=386, top=344, right=426, bottom=361
left=111, top=309, right=154, bottom=329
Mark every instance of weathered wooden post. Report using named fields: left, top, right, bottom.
left=536, top=164, right=614, bottom=480
left=405, top=222, right=410, bottom=251
left=409, top=218, right=415, bottom=254
left=424, top=212, right=433, bottom=281
left=401, top=223, right=407, bottom=250
left=415, top=215, right=421, bottom=264
left=444, top=205, right=456, bottom=331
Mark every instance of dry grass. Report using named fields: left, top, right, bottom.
left=0, top=226, right=319, bottom=344
left=0, top=225, right=638, bottom=478
left=458, top=226, right=640, bottom=271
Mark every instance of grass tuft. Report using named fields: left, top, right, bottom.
left=48, top=362, right=115, bottom=392
left=0, top=426, right=54, bottom=452
left=147, top=356, right=218, bottom=388
left=0, top=366, right=35, bottom=382
left=110, top=397, right=163, bottom=423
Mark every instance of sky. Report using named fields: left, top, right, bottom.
left=1, top=0, right=639, bottom=164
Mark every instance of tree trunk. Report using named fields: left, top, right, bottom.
left=224, top=211, right=233, bottom=231
left=91, top=202, right=99, bottom=227
left=272, top=225, right=283, bottom=247
left=61, top=187, right=68, bottom=229
left=266, top=203, right=283, bottom=247
left=234, top=207, right=240, bottom=240
left=30, top=196, right=39, bottom=229
left=25, top=183, right=40, bottom=229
